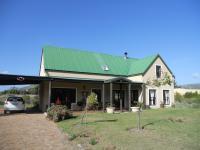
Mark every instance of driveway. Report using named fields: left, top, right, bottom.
left=0, top=113, right=77, bottom=150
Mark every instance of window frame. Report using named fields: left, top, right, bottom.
left=155, top=65, right=162, bottom=78
left=149, top=89, right=156, bottom=106
left=163, top=90, right=170, bottom=105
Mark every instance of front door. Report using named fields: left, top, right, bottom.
left=131, top=90, right=138, bottom=106
left=113, top=90, right=124, bottom=108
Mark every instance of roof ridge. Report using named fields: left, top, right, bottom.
left=43, top=45, right=139, bottom=60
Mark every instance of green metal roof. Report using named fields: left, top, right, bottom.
left=42, top=46, right=159, bottom=76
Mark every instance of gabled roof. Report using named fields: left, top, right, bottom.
left=42, top=46, right=168, bottom=76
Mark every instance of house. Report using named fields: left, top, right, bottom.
left=39, top=46, right=174, bottom=112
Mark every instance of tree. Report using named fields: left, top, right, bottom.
left=81, top=92, right=98, bottom=125
left=137, top=102, right=143, bottom=130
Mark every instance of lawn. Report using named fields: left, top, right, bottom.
left=57, top=108, right=200, bottom=150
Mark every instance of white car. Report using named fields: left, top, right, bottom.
left=4, top=96, right=25, bottom=114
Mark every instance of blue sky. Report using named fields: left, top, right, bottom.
left=0, top=0, right=200, bottom=90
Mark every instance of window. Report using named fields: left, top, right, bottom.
left=156, top=65, right=161, bottom=78
left=163, top=90, right=170, bottom=105
left=102, top=65, right=109, bottom=71
left=149, top=89, right=156, bottom=106
left=51, top=88, right=76, bottom=108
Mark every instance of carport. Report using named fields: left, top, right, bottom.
left=0, top=74, right=104, bottom=112
left=0, top=74, right=52, bottom=112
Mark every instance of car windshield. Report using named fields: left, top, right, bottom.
left=7, top=97, right=24, bottom=102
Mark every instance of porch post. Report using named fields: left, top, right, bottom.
left=141, top=83, right=145, bottom=105
left=102, top=83, right=105, bottom=111
left=110, top=83, right=113, bottom=107
left=128, top=83, right=131, bottom=111
left=120, top=84, right=122, bottom=112
left=48, top=80, right=52, bottom=108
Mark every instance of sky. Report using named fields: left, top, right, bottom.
left=0, top=0, right=200, bottom=90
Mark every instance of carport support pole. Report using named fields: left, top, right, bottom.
left=110, top=83, right=113, bottom=107
left=102, top=83, right=105, bottom=112
left=128, top=83, right=131, bottom=111
left=48, top=80, right=52, bottom=108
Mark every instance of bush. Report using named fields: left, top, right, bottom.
left=87, top=92, right=98, bottom=110
left=175, top=91, right=200, bottom=108
left=175, top=92, right=183, bottom=102
left=47, top=105, right=72, bottom=122
left=22, top=95, right=31, bottom=104
left=32, top=96, right=39, bottom=108
left=184, top=92, right=199, bottom=98
left=68, top=133, right=77, bottom=141
left=89, top=138, right=98, bottom=145
left=136, top=102, right=145, bottom=109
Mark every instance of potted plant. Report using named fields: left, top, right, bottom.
left=106, top=103, right=115, bottom=114
left=130, top=106, right=140, bottom=112
left=130, top=102, right=143, bottom=112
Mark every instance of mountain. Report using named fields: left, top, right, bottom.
left=180, top=83, right=200, bottom=89
left=0, top=85, right=38, bottom=95
left=19, top=85, right=38, bottom=91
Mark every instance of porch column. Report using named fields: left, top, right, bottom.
left=120, top=84, right=123, bottom=112
left=141, top=83, right=145, bottom=105
left=102, top=83, right=105, bottom=111
left=48, top=80, right=52, bottom=108
left=110, top=83, right=113, bottom=107
left=128, top=83, right=131, bottom=111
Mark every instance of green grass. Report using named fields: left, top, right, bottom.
left=57, top=108, right=200, bottom=150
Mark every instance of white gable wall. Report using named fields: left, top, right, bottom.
left=143, top=57, right=174, bottom=108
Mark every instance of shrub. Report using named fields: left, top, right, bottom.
left=87, top=92, right=98, bottom=110
left=89, top=138, right=98, bottom=145
left=68, top=133, right=77, bottom=141
left=47, top=105, right=72, bottom=122
left=184, top=92, right=199, bottom=98
left=175, top=92, right=183, bottom=102
left=22, top=95, right=31, bottom=104
left=136, top=102, right=145, bottom=109
left=192, top=103, right=200, bottom=108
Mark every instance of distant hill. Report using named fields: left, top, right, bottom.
left=19, top=85, right=38, bottom=91
left=0, top=85, right=38, bottom=95
left=180, top=83, right=200, bottom=89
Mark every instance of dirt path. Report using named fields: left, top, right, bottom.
left=0, top=113, right=77, bottom=150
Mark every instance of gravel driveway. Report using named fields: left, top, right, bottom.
left=0, top=113, right=77, bottom=150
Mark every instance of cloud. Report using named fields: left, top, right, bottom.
left=192, top=73, right=200, bottom=79
left=0, top=70, right=9, bottom=74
